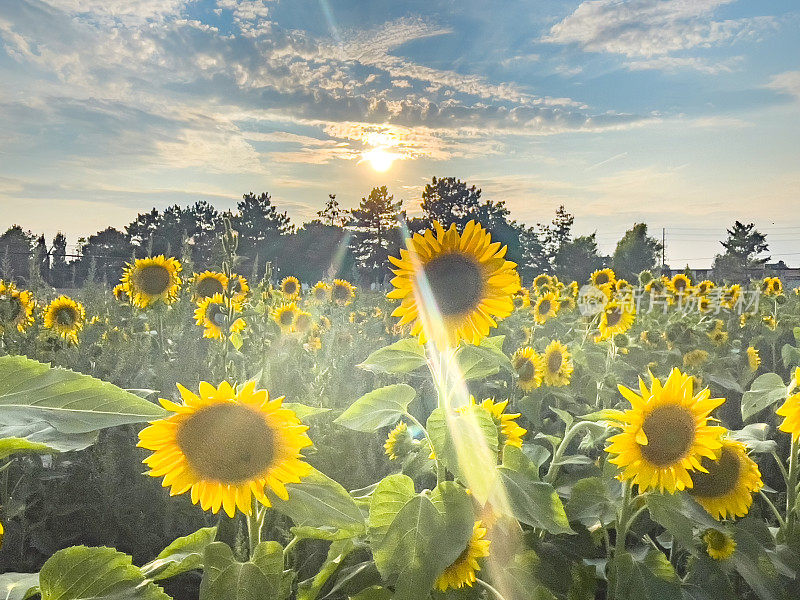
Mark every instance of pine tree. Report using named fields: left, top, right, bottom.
left=349, top=186, right=402, bottom=285
left=712, top=221, right=769, bottom=283
left=612, top=223, right=663, bottom=280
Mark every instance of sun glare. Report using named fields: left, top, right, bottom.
left=363, top=147, right=397, bottom=172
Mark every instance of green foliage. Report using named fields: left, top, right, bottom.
left=357, top=338, right=427, bottom=374
left=199, top=541, right=286, bottom=600
left=334, top=384, right=416, bottom=432
left=38, top=546, right=169, bottom=600
left=742, top=373, right=787, bottom=421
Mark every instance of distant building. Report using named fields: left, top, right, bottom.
left=667, top=261, right=800, bottom=288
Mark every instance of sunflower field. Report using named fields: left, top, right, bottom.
left=2, top=220, right=800, bottom=600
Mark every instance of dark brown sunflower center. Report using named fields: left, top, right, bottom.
left=516, top=358, right=535, bottom=381
left=547, top=350, right=563, bottom=373
left=539, top=299, right=551, bottom=314
left=283, top=281, right=298, bottom=295
left=332, top=284, right=351, bottom=302
left=207, top=303, right=227, bottom=326
left=689, top=446, right=741, bottom=499
left=639, top=405, right=695, bottom=466
left=675, top=279, right=687, bottom=290
left=176, top=403, right=275, bottom=483
left=422, top=252, right=484, bottom=317
left=772, top=281, right=780, bottom=292
left=280, top=310, right=295, bottom=326
left=137, top=265, right=171, bottom=295
left=55, top=306, right=78, bottom=326
left=596, top=273, right=609, bottom=285
left=606, top=308, right=622, bottom=328
left=196, top=277, right=224, bottom=299
left=314, top=287, right=327, bottom=300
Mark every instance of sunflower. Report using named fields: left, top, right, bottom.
left=777, top=392, right=800, bottom=440
left=387, top=221, right=520, bottom=348
left=0, top=519, right=3, bottom=549
left=708, top=326, right=729, bottom=346
left=703, top=529, right=736, bottom=560
left=763, top=315, right=777, bottom=331
left=720, top=285, right=741, bottom=310
left=605, top=368, right=726, bottom=493
left=138, top=381, right=312, bottom=517
left=384, top=421, right=416, bottom=461
left=533, top=292, right=559, bottom=325
left=683, top=350, right=710, bottom=368
left=595, top=301, right=635, bottom=342
left=435, top=520, right=491, bottom=592
left=194, top=294, right=245, bottom=341
left=228, top=274, right=250, bottom=304
left=644, top=277, right=667, bottom=296
left=688, top=439, right=762, bottom=520
left=273, top=302, right=299, bottom=333
left=193, top=271, right=228, bottom=301
left=331, top=279, right=356, bottom=305
left=112, top=284, right=130, bottom=303
left=669, top=274, right=693, bottom=297
left=531, top=274, right=552, bottom=294
left=542, top=340, right=573, bottom=387
left=762, top=277, right=783, bottom=297
left=280, top=276, right=301, bottom=298
left=293, top=310, right=313, bottom=334
left=0, top=284, right=35, bottom=333
left=696, top=280, right=715, bottom=296
left=559, top=295, right=577, bottom=311
left=512, top=347, right=543, bottom=391
left=121, top=255, right=182, bottom=308
left=459, top=398, right=526, bottom=449
left=512, top=289, right=530, bottom=310
left=640, top=330, right=662, bottom=347
left=43, top=296, right=85, bottom=344
left=746, top=347, right=760, bottom=372
left=590, top=268, right=616, bottom=288
left=311, top=281, right=330, bottom=302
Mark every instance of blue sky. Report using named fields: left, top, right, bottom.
left=0, top=0, right=798, bottom=267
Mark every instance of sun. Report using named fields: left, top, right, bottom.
left=363, top=147, right=397, bottom=172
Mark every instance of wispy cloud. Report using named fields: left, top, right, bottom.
left=766, top=70, right=800, bottom=101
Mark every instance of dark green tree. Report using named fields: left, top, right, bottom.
left=51, top=232, right=68, bottom=287
left=76, top=227, right=133, bottom=285
left=552, top=233, right=603, bottom=283
left=233, top=192, right=293, bottom=276
left=539, top=206, right=574, bottom=267
left=0, top=225, right=35, bottom=282
left=611, top=223, right=663, bottom=280
left=317, top=194, right=347, bottom=227
left=349, top=186, right=402, bottom=284
left=712, top=221, right=769, bottom=283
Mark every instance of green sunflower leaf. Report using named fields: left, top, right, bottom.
left=199, top=541, right=285, bottom=600
left=454, top=335, right=512, bottom=380
left=0, top=355, right=167, bottom=435
left=368, top=474, right=416, bottom=541
left=140, top=527, right=217, bottom=581
left=497, top=467, right=573, bottom=535
left=741, top=373, right=787, bottom=422
left=269, top=468, right=365, bottom=534
left=357, top=339, right=427, bottom=374
left=335, top=384, right=416, bottom=432
left=38, top=546, right=169, bottom=600
left=607, top=549, right=682, bottom=600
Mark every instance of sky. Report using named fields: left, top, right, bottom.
left=0, top=0, right=798, bottom=267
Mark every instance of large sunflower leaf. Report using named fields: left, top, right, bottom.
left=0, top=422, right=97, bottom=457
left=742, top=373, right=787, bottom=422
left=199, top=541, right=285, bottom=600
left=357, top=339, right=427, bottom=374
left=497, top=467, right=573, bottom=534
left=335, top=384, right=416, bottom=432
left=607, top=550, right=682, bottom=600
left=368, top=474, right=416, bottom=541
left=38, top=546, right=169, bottom=600
left=269, top=468, right=365, bottom=534
left=454, top=336, right=512, bottom=381
left=140, top=527, right=217, bottom=581
left=0, top=355, right=167, bottom=434
left=372, top=494, right=465, bottom=600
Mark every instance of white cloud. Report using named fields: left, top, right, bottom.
left=543, top=0, right=775, bottom=71
left=766, top=70, right=800, bottom=101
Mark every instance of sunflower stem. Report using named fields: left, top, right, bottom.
left=544, top=421, right=594, bottom=484
left=785, top=438, right=799, bottom=539
left=283, top=535, right=300, bottom=560
left=772, top=450, right=790, bottom=485
left=404, top=411, right=444, bottom=485
left=759, top=490, right=786, bottom=528
left=476, top=578, right=508, bottom=600
left=247, top=501, right=262, bottom=557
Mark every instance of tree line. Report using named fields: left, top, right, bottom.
left=0, top=177, right=776, bottom=288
